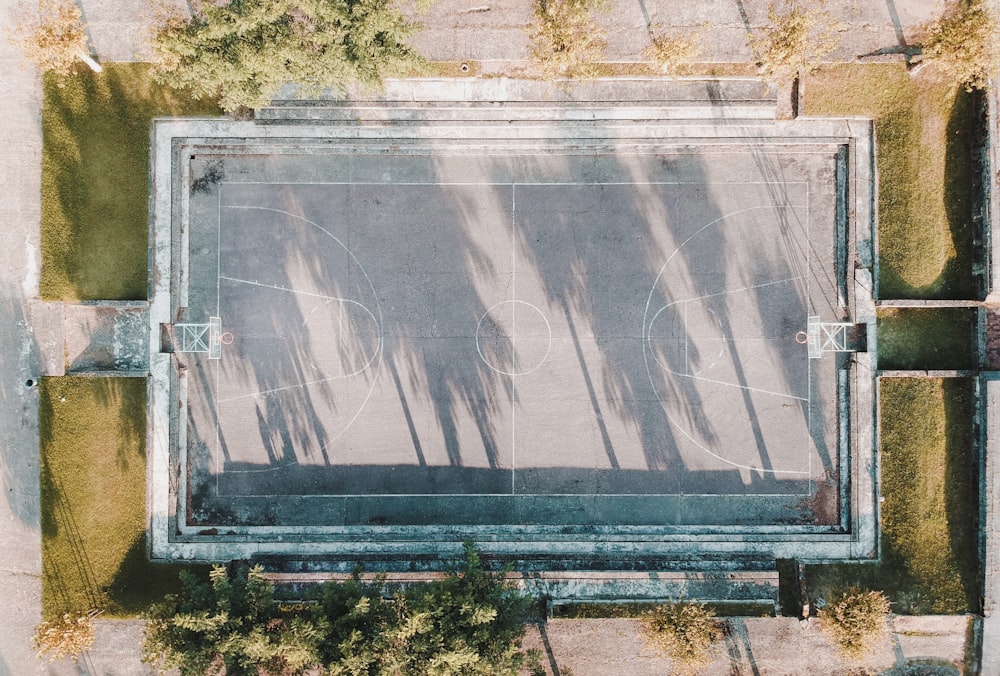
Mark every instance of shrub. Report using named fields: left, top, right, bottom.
left=750, top=1, right=838, bottom=81
left=642, top=26, right=706, bottom=75
left=919, top=0, right=1000, bottom=90
left=9, top=0, right=88, bottom=80
left=527, top=0, right=607, bottom=80
left=818, top=588, right=891, bottom=660
left=643, top=600, right=723, bottom=673
left=32, top=610, right=98, bottom=662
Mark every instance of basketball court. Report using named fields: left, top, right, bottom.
left=147, top=102, right=876, bottom=562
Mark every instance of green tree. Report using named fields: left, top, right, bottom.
left=642, top=600, right=723, bottom=674
left=142, top=564, right=325, bottom=675
left=143, top=544, right=533, bottom=675
left=148, top=0, right=424, bottom=113
left=919, top=0, right=1000, bottom=90
left=402, top=542, right=533, bottom=674
left=818, top=588, right=891, bottom=661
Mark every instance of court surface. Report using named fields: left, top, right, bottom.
left=178, top=146, right=845, bottom=530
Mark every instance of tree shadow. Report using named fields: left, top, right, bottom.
left=40, top=64, right=220, bottom=300
left=941, top=377, right=980, bottom=614
left=941, top=85, right=983, bottom=300
left=105, top=534, right=211, bottom=615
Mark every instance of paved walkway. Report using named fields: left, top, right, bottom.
left=0, top=0, right=43, bottom=671
left=0, top=0, right=979, bottom=673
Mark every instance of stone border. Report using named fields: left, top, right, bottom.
left=147, top=100, right=877, bottom=569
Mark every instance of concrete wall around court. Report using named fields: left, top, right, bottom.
left=146, top=101, right=878, bottom=576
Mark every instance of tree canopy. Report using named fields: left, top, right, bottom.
left=142, top=543, right=533, bottom=675
left=148, top=0, right=424, bottom=112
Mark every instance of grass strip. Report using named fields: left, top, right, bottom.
left=41, top=63, right=221, bottom=301
left=806, top=377, right=978, bottom=614
left=876, top=307, right=976, bottom=370
left=804, top=63, right=979, bottom=299
left=40, top=377, right=208, bottom=618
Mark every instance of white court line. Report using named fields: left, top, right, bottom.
left=511, top=184, right=516, bottom=496
left=219, top=180, right=812, bottom=187
left=216, top=190, right=222, bottom=495
left=218, top=275, right=366, bottom=304
left=214, top=204, right=384, bottom=463
left=806, top=187, right=812, bottom=487
left=218, top=490, right=816, bottom=499
left=647, top=278, right=809, bottom=403
left=642, top=205, right=812, bottom=475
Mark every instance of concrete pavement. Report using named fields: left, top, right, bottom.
left=0, top=0, right=43, bottom=670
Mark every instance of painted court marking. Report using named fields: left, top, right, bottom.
left=475, top=300, right=553, bottom=376
left=214, top=203, right=385, bottom=472
left=642, top=204, right=814, bottom=476
left=201, top=183, right=824, bottom=493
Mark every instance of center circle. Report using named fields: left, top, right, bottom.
left=475, top=300, right=552, bottom=377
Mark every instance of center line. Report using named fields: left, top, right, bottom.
left=511, top=184, right=517, bottom=497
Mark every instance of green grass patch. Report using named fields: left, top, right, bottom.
left=804, top=64, right=980, bottom=299
left=41, top=63, right=221, bottom=301
left=40, top=377, right=208, bottom=618
left=807, top=377, right=978, bottom=614
left=876, top=307, right=976, bottom=370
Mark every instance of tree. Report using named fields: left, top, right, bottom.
left=401, top=541, right=533, bottom=674
left=642, top=600, right=723, bottom=674
left=527, top=0, right=607, bottom=80
left=749, top=1, right=838, bottom=81
left=10, top=0, right=96, bottom=80
left=142, top=564, right=325, bottom=675
left=818, top=588, right=891, bottom=661
left=919, top=0, right=1000, bottom=90
left=143, top=543, right=533, bottom=675
left=148, top=0, right=424, bottom=113
left=32, top=610, right=98, bottom=663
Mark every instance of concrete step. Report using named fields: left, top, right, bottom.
left=261, top=77, right=778, bottom=125
left=275, top=76, right=776, bottom=105
left=262, top=569, right=780, bottom=606
left=255, top=102, right=777, bottom=125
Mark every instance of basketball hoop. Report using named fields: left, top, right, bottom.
left=794, top=331, right=809, bottom=345
left=220, top=332, right=235, bottom=345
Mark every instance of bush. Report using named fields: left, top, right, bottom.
left=32, top=610, right=98, bottom=662
left=919, top=0, right=1000, bottom=90
left=750, top=1, right=838, bottom=81
left=643, top=600, right=723, bottom=673
left=642, top=26, right=706, bottom=75
left=527, top=0, right=607, bottom=80
left=818, top=588, right=891, bottom=660
left=9, top=0, right=88, bottom=80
